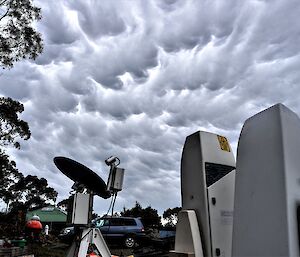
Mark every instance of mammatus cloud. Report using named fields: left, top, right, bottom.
left=1, top=0, right=300, bottom=214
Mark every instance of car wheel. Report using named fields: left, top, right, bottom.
left=124, top=236, right=135, bottom=248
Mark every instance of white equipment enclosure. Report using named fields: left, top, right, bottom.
left=174, top=103, right=300, bottom=257
left=174, top=131, right=236, bottom=257
left=232, top=104, right=300, bottom=257
left=107, top=167, right=125, bottom=192
left=67, top=193, right=92, bottom=225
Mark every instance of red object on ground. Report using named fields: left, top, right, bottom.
left=87, top=253, right=101, bottom=257
left=26, top=220, right=42, bottom=230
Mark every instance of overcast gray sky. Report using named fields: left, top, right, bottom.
left=1, top=0, right=300, bottom=215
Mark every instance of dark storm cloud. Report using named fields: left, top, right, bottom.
left=1, top=0, right=300, bottom=214
left=39, top=2, right=79, bottom=45
left=0, top=63, right=41, bottom=100
left=156, top=0, right=241, bottom=52
left=66, top=0, right=126, bottom=39
left=156, top=0, right=182, bottom=12
left=82, top=37, right=158, bottom=89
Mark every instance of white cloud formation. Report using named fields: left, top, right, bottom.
left=1, top=0, right=300, bottom=214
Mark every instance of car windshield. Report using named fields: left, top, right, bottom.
left=95, top=219, right=106, bottom=227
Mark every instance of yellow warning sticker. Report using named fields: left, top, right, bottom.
left=217, top=135, right=231, bottom=152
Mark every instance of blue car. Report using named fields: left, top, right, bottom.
left=93, top=217, right=146, bottom=248
left=59, top=217, right=146, bottom=248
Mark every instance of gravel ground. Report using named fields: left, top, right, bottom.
left=27, top=242, right=135, bottom=257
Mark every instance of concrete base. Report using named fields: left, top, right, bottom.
left=169, top=251, right=195, bottom=257
left=173, top=210, right=203, bottom=257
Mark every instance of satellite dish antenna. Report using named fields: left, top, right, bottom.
left=54, top=156, right=111, bottom=199
left=53, top=156, right=125, bottom=257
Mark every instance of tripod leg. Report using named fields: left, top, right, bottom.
left=67, top=241, right=78, bottom=257
left=77, top=228, right=92, bottom=257
left=66, top=228, right=111, bottom=257
left=92, top=228, right=111, bottom=257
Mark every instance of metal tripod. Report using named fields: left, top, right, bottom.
left=67, top=227, right=111, bottom=257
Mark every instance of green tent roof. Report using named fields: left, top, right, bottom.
left=26, top=206, right=67, bottom=223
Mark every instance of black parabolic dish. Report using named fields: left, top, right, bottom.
left=54, top=156, right=111, bottom=199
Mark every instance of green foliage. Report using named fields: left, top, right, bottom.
left=0, top=0, right=43, bottom=68
left=0, top=97, right=31, bottom=148
left=120, top=202, right=161, bottom=228
left=0, top=149, right=22, bottom=207
left=0, top=165, right=58, bottom=211
left=0, top=97, right=57, bottom=212
left=57, top=198, right=69, bottom=211
left=11, top=174, right=58, bottom=210
left=163, top=207, right=181, bottom=227
left=0, top=97, right=32, bottom=210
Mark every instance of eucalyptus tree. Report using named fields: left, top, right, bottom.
left=0, top=0, right=43, bottom=68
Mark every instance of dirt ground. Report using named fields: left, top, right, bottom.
left=7, top=231, right=173, bottom=256
left=27, top=243, right=135, bottom=257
